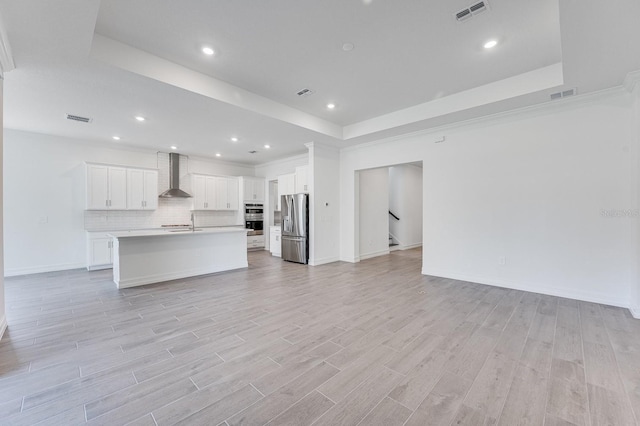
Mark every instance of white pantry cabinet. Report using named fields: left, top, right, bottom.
left=295, top=165, right=309, bottom=193
left=241, top=177, right=265, bottom=202
left=86, top=164, right=127, bottom=210
left=192, top=174, right=239, bottom=210
left=127, top=168, right=158, bottom=210
left=86, top=232, right=114, bottom=270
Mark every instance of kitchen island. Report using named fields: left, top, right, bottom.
left=108, top=227, right=248, bottom=288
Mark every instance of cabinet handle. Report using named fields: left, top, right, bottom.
left=106, top=200, right=109, bottom=207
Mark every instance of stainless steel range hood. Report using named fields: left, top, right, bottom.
left=159, top=153, right=192, bottom=198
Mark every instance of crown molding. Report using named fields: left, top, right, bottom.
left=623, top=70, right=640, bottom=93
left=341, top=84, right=629, bottom=154
left=0, top=12, right=15, bottom=77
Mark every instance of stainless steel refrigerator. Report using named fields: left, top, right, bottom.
left=281, top=193, right=309, bottom=264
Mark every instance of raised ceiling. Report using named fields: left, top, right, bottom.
left=1, top=0, right=639, bottom=164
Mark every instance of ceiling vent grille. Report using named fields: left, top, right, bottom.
left=66, top=113, right=92, bottom=123
left=296, top=88, right=314, bottom=97
left=455, top=1, right=488, bottom=22
left=550, top=88, right=577, bottom=100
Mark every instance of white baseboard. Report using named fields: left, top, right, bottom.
left=421, top=267, right=629, bottom=310
left=4, top=262, right=87, bottom=277
left=400, top=242, right=423, bottom=250
left=360, top=249, right=390, bottom=261
left=309, top=256, right=341, bottom=266
left=116, top=262, right=248, bottom=289
left=629, top=305, right=640, bottom=319
left=0, top=315, right=7, bottom=341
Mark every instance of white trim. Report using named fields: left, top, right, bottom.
left=400, top=242, right=423, bottom=250
left=340, top=256, right=360, bottom=263
left=4, top=262, right=87, bottom=277
left=623, top=70, right=640, bottom=93
left=0, top=315, right=7, bottom=341
left=309, top=256, right=340, bottom=266
left=254, top=153, right=309, bottom=169
left=0, top=11, right=15, bottom=76
left=359, top=249, right=390, bottom=260
left=86, top=264, right=113, bottom=271
left=421, top=267, right=630, bottom=310
left=341, top=85, right=628, bottom=155
left=629, top=306, right=640, bottom=320
left=116, top=262, right=248, bottom=289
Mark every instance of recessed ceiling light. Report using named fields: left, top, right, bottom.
left=202, top=46, right=215, bottom=55
left=112, top=136, right=121, bottom=141
left=484, top=40, right=498, bottom=49
left=342, top=43, right=355, bottom=52
left=327, top=103, right=336, bottom=109
left=231, top=137, right=238, bottom=142
left=170, top=145, right=177, bottom=150
left=215, top=153, right=221, bottom=157
left=135, top=116, right=145, bottom=122
left=264, top=144, right=271, bottom=149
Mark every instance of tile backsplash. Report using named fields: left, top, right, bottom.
left=84, top=199, right=242, bottom=231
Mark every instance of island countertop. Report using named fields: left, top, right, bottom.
left=108, top=227, right=247, bottom=239
left=110, top=226, right=249, bottom=288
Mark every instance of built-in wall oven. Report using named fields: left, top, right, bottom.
left=245, top=203, right=264, bottom=235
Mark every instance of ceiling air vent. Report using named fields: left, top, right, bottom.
left=67, top=114, right=93, bottom=123
left=296, top=88, right=314, bottom=97
left=455, top=1, right=489, bottom=22
left=66, top=113, right=92, bottom=123
left=469, top=1, right=487, bottom=14
left=550, top=88, right=577, bottom=100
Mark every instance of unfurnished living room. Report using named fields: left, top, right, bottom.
left=1, top=0, right=640, bottom=425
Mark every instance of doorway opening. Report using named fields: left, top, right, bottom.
left=356, top=162, right=423, bottom=261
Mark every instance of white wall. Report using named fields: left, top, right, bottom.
left=358, top=168, right=389, bottom=259
left=0, top=80, right=6, bottom=339
left=308, top=143, right=340, bottom=265
left=633, top=83, right=640, bottom=317
left=389, top=164, right=423, bottom=248
left=255, top=153, right=308, bottom=247
left=3, top=130, right=253, bottom=276
left=340, top=89, right=637, bottom=309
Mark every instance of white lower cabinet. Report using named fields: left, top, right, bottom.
left=87, top=232, right=114, bottom=270
left=269, top=226, right=281, bottom=257
left=247, top=234, right=265, bottom=250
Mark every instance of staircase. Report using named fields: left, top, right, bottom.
left=389, top=234, right=400, bottom=251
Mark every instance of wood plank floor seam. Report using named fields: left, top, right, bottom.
left=1, top=249, right=638, bottom=425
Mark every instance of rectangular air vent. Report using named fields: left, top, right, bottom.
left=550, top=88, right=577, bottom=100
left=456, top=9, right=471, bottom=21
left=469, top=1, right=486, bottom=13
left=456, top=1, right=489, bottom=22
left=66, top=113, right=92, bottom=123
left=296, top=88, right=314, bottom=97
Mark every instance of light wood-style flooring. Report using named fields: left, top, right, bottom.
left=1, top=249, right=639, bottom=425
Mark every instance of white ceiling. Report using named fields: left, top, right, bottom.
left=1, top=0, right=639, bottom=165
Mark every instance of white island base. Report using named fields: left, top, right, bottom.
left=109, top=228, right=248, bottom=289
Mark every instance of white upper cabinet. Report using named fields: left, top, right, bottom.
left=241, top=177, right=265, bottom=202
left=191, top=174, right=239, bottom=210
left=226, top=177, right=239, bottom=210
left=127, top=169, right=158, bottom=210
left=277, top=173, right=296, bottom=210
left=295, top=165, right=309, bottom=193
left=86, top=164, right=127, bottom=210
